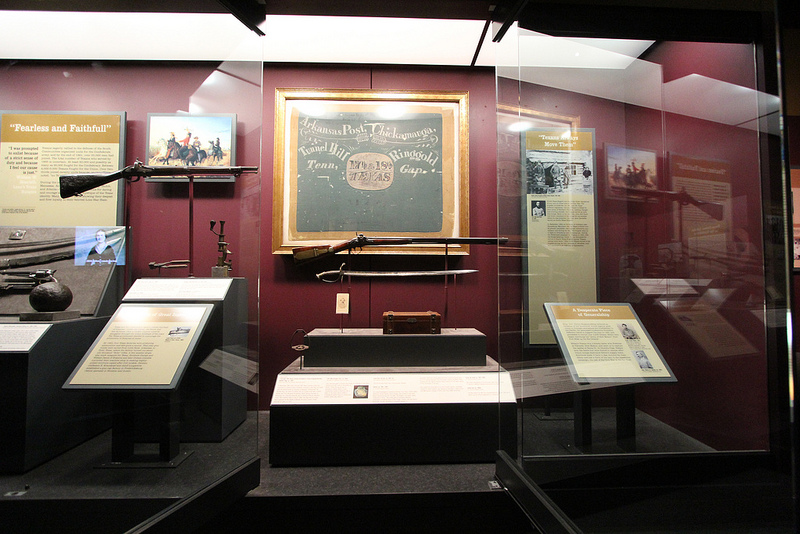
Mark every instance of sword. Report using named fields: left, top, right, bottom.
left=316, top=263, right=478, bottom=283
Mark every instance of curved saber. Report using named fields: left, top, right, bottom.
left=317, top=263, right=478, bottom=283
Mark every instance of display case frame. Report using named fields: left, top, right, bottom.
left=494, top=2, right=795, bottom=532
left=0, top=16, right=263, bottom=533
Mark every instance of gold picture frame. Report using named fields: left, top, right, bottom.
left=272, top=88, right=469, bottom=256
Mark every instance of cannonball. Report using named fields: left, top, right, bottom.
left=29, top=281, right=73, bottom=312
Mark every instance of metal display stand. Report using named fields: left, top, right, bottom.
left=120, top=278, right=249, bottom=444
left=63, top=278, right=249, bottom=467
left=573, top=385, right=636, bottom=452
left=105, top=390, right=190, bottom=467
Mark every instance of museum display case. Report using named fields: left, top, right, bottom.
left=3, top=3, right=798, bottom=532
left=0, top=12, right=263, bottom=533
left=262, top=80, right=517, bottom=470
left=493, top=3, right=795, bottom=532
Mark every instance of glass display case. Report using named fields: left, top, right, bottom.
left=0, top=12, right=262, bottom=533
left=494, top=4, right=794, bottom=532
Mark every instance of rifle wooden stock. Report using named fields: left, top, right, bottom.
left=291, top=245, right=335, bottom=264
left=59, top=160, right=258, bottom=198
left=292, top=235, right=508, bottom=265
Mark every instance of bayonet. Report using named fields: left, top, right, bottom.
left=0, top=250, right=74, bottom=270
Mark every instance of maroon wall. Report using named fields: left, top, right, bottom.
left=259, top=66, right=500, bottom=406
left=0, top=61, right=260, bottom=283
left=641, top=43, right=768, bottom=450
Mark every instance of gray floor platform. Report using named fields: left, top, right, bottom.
left=1, top=408, right=793, bottom=533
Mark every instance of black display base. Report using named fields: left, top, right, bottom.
left=19, top=310, right=81, bottom=321
left=97, top=450, right=194, bottom=469
left=269, top=357, right=517, bottom=466
left=303, top=327, right=487, bottom=367
left=270, top=402, right=517, bottom=466
left=0, top=317, right=111, bottom=474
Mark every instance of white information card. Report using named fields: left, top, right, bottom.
left=0, top=323, right=51, bottom=352
left=544, top=302, right=676, bottom=384
left=123, top=278, right=233, bottom=302
left=64, top=303, right=213, bottom=389
left=271, top=371, right=516, bottom=406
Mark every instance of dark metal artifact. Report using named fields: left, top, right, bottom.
left=29, top=281, right=73, bottom=312
left=210, top=220, right=232, bottom=277
left=0, top=269, right=57, bottom=291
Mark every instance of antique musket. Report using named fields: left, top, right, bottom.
left=293, top=234, right=509, bottom=265
left=59, top=160, right=258, bottom=198
left=60, top=161, right=257, bottom=277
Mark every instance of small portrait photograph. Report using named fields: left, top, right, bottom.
left=581, top=166, right=594, bottom=194
left=634, top=350, right=654, bottom=370
left=531, top=200, right=547, bottom=218
left=619, top=323, right=639, bottom=340
left=75, top=226, right=126, bottom=266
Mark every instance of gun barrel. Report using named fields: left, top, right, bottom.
left=373, top=237, right=509, bottom=246
left=60, top=162, right=258, bottom=198
left=141, top=165, right=258, bottom=177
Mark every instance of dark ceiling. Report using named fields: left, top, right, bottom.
left=3, top=0, right=771, bottom=16
left=2, top=0, right=503, bottom=36
left=4, top=1, right=791, bottom=37
left=3, top=0, right=497, bottom=19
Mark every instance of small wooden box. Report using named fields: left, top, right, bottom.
left=383, top=311, right=441, bottom=334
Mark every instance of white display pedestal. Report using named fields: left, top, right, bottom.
left=269, top=357, right=517, bottom=466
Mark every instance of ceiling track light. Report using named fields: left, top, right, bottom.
left=216, top=0, right=266, bottom=36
